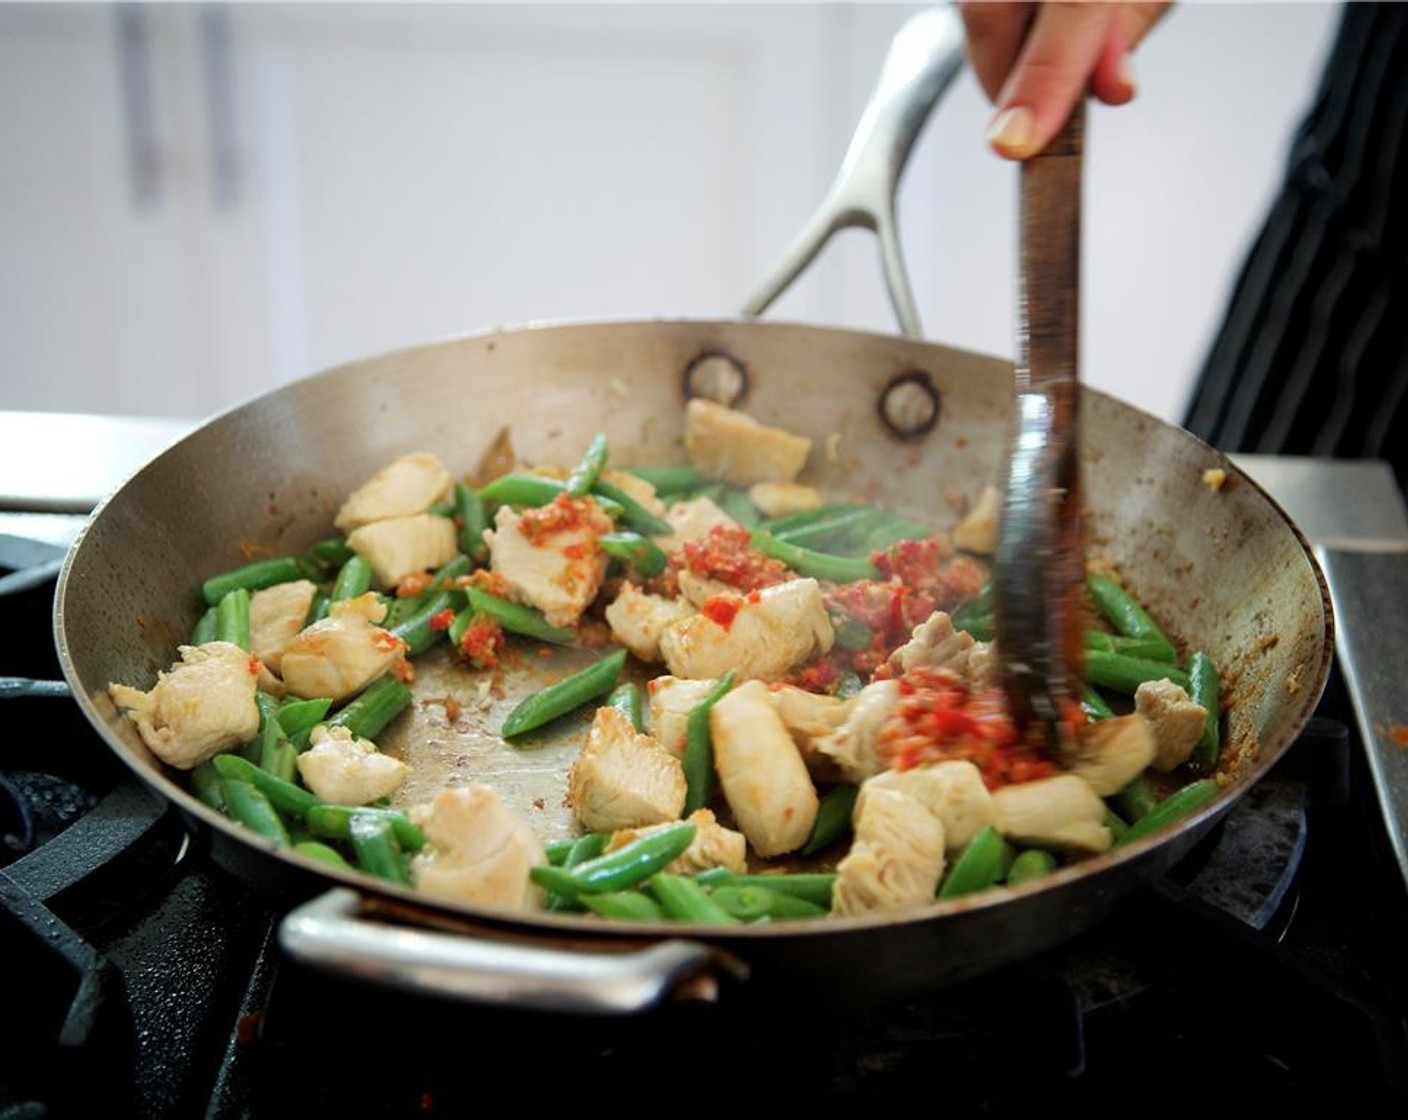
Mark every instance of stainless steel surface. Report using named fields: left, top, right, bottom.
left=1230, top=454, right=1408, bottom=545
left=0, top=410, right=194, bottom=513
left=739, top=5, right=965, bottom=336
left=994, top=101, right=1085, bottom=747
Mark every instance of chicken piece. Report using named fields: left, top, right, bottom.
left=484, top=501, right=611, bottom=628
left=675, top=569, right=736, bottom=609
left=966, top=641, right=1001, bottom=688
left=1071, top=713, right=1157, bottom=795
left=567, top=707, right=686, bottom=832
left=646, top=675, right=720, bottom=759
left=347, top=513, right=457, bottom=589
left=280, top=592, right=406, bottom=703
left=248, top=579, right=317, bottom=676
left=747, top=482, right=822, bottom=518
left=659, top=578, right=833, bottom=682
left=604, top=583, right=695, bottom=663
left=684, top=399, right=811, bottom=485
left=1135, top=679, right=1209, bottom=772
left=887, top=611, right=976, bottom=678
left=108, top=641, right=261, bottom=770
left=772, top=684, right=852, bottom=782
left=953, top=485, right=1000, bottom=555
left=813, top=679, right=901, bottom=782
left=657, top=496, right=736, bottom=549
left=409, top=785, right=546, bottom=912
left=599, top=469, right=667, bottom=517
left=709, top=680, right=819, bottom=857
left=860, top=760, right=996, bottom=853
left=832, top=787, right=946, bottom=916
left=605, top=808, right=747, bottom=875
left=334, top=451, right=453, bottom=533
left=295, top=724, right=410, bottom=806
left=992, top=774, right=1112, bottom=854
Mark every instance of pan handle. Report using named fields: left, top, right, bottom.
left=278, top=889, right=747, bottom=1015
left=739, top=3, right=966, bottom=337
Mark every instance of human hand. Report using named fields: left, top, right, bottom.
left=959, top=2, right=1171, bottom=159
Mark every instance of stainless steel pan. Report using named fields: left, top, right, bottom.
left=51, top=8, right=1332, bottom=1013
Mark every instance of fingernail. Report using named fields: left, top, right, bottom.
left=1119, top=56, right=1138, bottom=98
left=986, top=106, right=1034, bottom=157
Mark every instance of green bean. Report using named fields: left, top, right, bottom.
left=649, top=873, right=739, bottom=924
left=1103, top=808, right=1130, bottom=844
left=292, top=840, right=353, bottom=871
left=708, top=884, right=828, bottom=922
left=682, top=672, right=735, bottom=815
left=1085, top=630, right=1178, bottom=662
left=390, top=588, right=462, bottom=657
left=623, top=464, right=706, bottom=495
left=222, top=778, right=291, bottom=848
left=307, top=592, right=331, bottom=624
left=278, top=697, right=333, bottom=742
left=1083, top=649, right=1189, bottom=694
left=202, top=556, right=320, bottom=606
left=478, top=474, right=626, bottom=518
left=348, top=812, right=411, bottom=884
left=802, top=784, right=859, bottom=855
left=591, top=480, right=672, bottom=536
left=544, top=838, right=576, bottom=865
left=692, top=871, right=836, bottom=909
left=310, top=537, right=355, bottom=568
left=578, top=890, right=666, bottom=921
left=1081, top=684, right=1115, bottom=721
left=750, top=530, right=878, bottom=584
left=215, top=587, right=251, bottom=650
left=772, top=506, right=878, bottom=549
left=1112, top=775, right=1158, bottom=823
left=760, top=503, right=865, bottom=535
left=861, top=514, right=933, bottom=554
left=305, top=803, right=426, bottom=852
left=950, top=584, right=992, bottom=637
left=528, top=820, right=696, bottom=896
left=1186, top=652, right=1221, bottom=773
left=212, top=753, right=319, bottom=817
left=998, top=840, right=1018, bottom=882
left=606, top=682, right=644, bottom=732
left=454, top=482, right=490, bottom=564
left=938, top=824, right=1005, bottom=899
left=832, top=618, right=874, bottom=651
left=717, top=488, right=761, bottom=527
left=256, top=692, right=296, bottom=782
left=1114, top=779, right=1221, bottom=847
left=190, top=607, right=218, bottom=646
left=566, top=432, right=609, bottom=497
left=599, top=532, right=669, bottom=577
left=1006, top=849, right=1058, bottom=885
left=190, top=760, right=226, bottom=811
left=1087, top=573, right=1177, bottom=662
left=545, top=831, right=614, bottom=911
left=331, top=555, right=374, bottom=602
left=460, top=587, right=576, bottom=645
left=501, top=648, right=628, bottom=739
left=324, top=674, right=413, bottom=741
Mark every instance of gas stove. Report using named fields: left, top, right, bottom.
left=2, top=414, right=1407, bottom=1116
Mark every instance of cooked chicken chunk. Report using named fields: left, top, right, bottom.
left=1136, top=679, right=1209, bottom=772
left=334, top=452, right=453, bottom=533
left=684, top=399, right=811, bottom=485
left=675, top=569, right=737, bottom=609
left=280, top=593, right=406, bottom=703
left=295, top=724, right=410, bottom=806
left=860, top=760, right=996, bottom=854
left=604, top=583, right=695, bottom=663
left=992, top=774, right=1112, bottom=854
left=605, top=808, right=747, bottom=875
left=108, top=641, right=260, bottom=770
left=953, top=485, right=1000, bottom=555
left=409, top=784, right=546, bottom=912
left=966, top=641, right=1001, bottom=688
left=772, top=685, right=852, bottom=782
left=485, top=500, right=611, bottom=628
left=567, top=707, right=686, bottom=832
left=747, top=482, right=822, bottom=518
left=709, top=680, right=819, bottom=857
left=248, top=579, right=317, bottom=676
left=1071, top=713, right=1157, bottom=795
left=887, top=611, right=976, bottom=678
left=347, top=513, right=458, bottom=589
left=646, top=675, right=720, bottom=759
left=813, top=679, right=901, bottom=782
left=659, top=578, right=833, bottom=682
left=657, top=496, right=736, bottom=549
left=832, top=787, right=946, bottom=916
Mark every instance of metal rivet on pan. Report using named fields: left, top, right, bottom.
left=683, top=352, right=748, bottom=406
left=878, top=370, right=941, bottom=438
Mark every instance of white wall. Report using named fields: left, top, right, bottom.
left=0, top=2, right=1339, bottom=425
